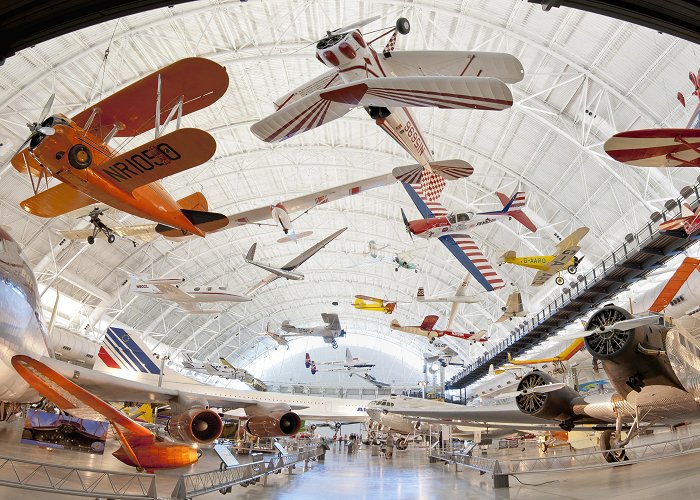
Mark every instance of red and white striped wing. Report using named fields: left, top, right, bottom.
left=604, top=128, right=700, bottom=168
left=451, top=235, right=505, bottom=290
left=321, top=76, right=513, bottom=111
left=393, top=160, right=474, bottom=185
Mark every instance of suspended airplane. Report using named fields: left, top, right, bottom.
left=244, top=227, right=347, bottom=295
left=495, top=291, right=526, bottom=322
left=604, top=68, right=700, bottom=168
left=388, top=257, right=700, bottom=463
left=268, top=313, right=346, bottom=349
left=181, top=354, right=267, bottom=391
left=424, top=346, right=463, bottom=367
left=57, top=172, right=397, bottom=244
left=506, top=339, right=585, bottom=370
left=499, top=227, right=589, bottom=286
left=258, top=323, right=290, bottom=349
left=358, top=373, right=391, bottom=389
left=0, top=228, right=371, bottom=471
left=11, top=58, right=230, bottom=244
left=659, top=202, right=700, bottom=236
left=350, top=240, right=420, bottom=272
left=251, top=15, right=524, bottom=290
left=130, top=276, right=251, bottom=314
left=306, top=348, right=375, bottom=376
left=416, top=275, right=481, bottom=329
left=390, top=315, right=488, bottom=344
left=353, top=295, right=397, bottom=314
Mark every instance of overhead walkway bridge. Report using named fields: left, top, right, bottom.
left=447, top=178, right=700, bottom=390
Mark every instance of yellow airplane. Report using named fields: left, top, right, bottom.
left=499, top=227, right=589, bottom=286
left=353, top=295, right=396, bottom=314
left=506, top=338, right=585, bottom=366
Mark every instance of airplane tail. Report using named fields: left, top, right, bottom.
left=310, top=361, right=317, bottom=375
left=390, top=319, right=401, bottom=329
left=345, top=348, right=353, bottom=363
left=499, top=250, right=517, bottom=264
left=682, top=203, right=695, bottom=218
left=305, top=353, right=312, bottom=368
left=218, top=357, right=234, bottom=369
left=244, top=243, right=257, bottom=263
left=156, top=208, right=229, bottom=238
left=417, top=287, right=425, bottom=301
left=495, top=191, right=537, bottom=233
left=278, top=230, right=313, bottom=244
left=507, top=352, right=513, bottom=362
left=678, top=69, right=700, bottom=129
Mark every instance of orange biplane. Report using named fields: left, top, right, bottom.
left=11, top=57, right=229, bottom=244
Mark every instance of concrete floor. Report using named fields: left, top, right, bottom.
left=2, top=419, right=700, bottom=499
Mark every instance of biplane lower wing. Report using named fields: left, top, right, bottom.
left=604, top=128, right=700, bottom=167
left=320, top=76, right=513, bottom=111
left=95, top=128, right=216, bottom=194
left=20, top=182, right=97, bottom=217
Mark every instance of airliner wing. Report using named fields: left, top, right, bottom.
left=388, top=404, right=557, bottom=426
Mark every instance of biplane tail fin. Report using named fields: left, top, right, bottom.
left=155, top=209, right=228, bottom=238
left=495, top=191, right=537, bottom=233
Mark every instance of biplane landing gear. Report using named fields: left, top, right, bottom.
left=331, top=339, right=338, bottom=349
left=567, top=265, right=578, bottom=274
left=555, top=276, right=565, bottom=286
left=86, top=208, right=117, bottom=245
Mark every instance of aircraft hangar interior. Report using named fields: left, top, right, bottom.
left=1, top=0, right=700, bottom=498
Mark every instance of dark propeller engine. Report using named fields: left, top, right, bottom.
left=515, top=371, right=581, bottom=422
left=583, top=306, right=635, bottom=360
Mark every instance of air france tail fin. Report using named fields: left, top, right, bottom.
left=495, top=191, right=537, bottom=233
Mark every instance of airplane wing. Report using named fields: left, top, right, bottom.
left=400, top=181, right=504, bottom=291
left=447, top=275, right=471, bottom=329
left=321, top=313, right=341, bottom=331
left=420, top=315, right=440, bottom=330
left=281, top=228, right=347, bottom=270
left=497, top=292, right=524, bottom=322
left=387, top=404, right=559, bottom=426
left=73, top=57, right=228, bottom=138
left=56, top=224, right=160, bottom=243
left=531, top=247, right=581, bottom=287
left=380, top=51, right=524, bottom=84
left=227, top=174, right=395, bottom=227
left=20, top=182, right=98, bottom=218
left=94, top=128, right=216, bottom=194
left=555, top=227, right=590, bottom=253
left=355, top=295, right=385, bottom=304
left=604, top=128, right=700, bottom=168
left=246, top=273, right=280, bottom=296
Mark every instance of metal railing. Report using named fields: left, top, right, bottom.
left=450, top=178, right=700, bottom=388
left=0, top=454, right=156, bottom=499
left=171, top=446, right=324, bottom=499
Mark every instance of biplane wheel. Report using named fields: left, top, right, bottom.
left=567, top=265, right=577, bottom=274
left=395, top=268, right=399, bottom=272
left=396, top=17, right=411, bottom=35
left=555, top=276, right=565, bottom=286
left=68, top=144, right=92, bottom=169
left=87, top=236, right=95, bottom=245
left=414, top=269, right=418, bottom=273
left=107, top=234, right=116, bottom=244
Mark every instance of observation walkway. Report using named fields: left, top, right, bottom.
left=448, top=178, right=700, bottom=390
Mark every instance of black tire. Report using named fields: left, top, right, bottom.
left=567, top=265, right=577, bottom=274
left=87, top=236, right=95, bottom=245
left=107, top=234, right=116, bottom=244
left=68, top=144, right=92, bottom=169
left=396, top=17, right=410, bottom=35
left=555, top=276, right=565, bottom=286
left=600, top=429, right=628, bottom=463
left=396, top=438, right=408, bottom=450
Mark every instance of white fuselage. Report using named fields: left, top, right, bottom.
left=418, top=295, right=480, bottom=304
left=366, top=396, right=441, bottom=435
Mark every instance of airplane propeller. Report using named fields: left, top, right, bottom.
left=11, top=93, right=56, bottom=160
left=400, top=208, right=413, bottom=240
left=324, top=15, right=381, bottom=37
left=492, top=383, right=567, bottom=400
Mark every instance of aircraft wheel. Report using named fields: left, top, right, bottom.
left=414, top=269, right=418, bottom=273
left=567, top=265, right=577, bottom=274
left=68, top=144, right=92, bottom=170
left=107, top=234, right=116, bottom=244
left=396, top=17, right=411, bottom=35
left=555, top=276, right=565, bottom=286
left=600, top=429, right=628, bottom=463
left=396, top=437, right=408, bottom=450
left=395, top=268, right=399, bottom=272
left=332, top=341, right=338, bottom=349
left=87, top=236, right=95, bottom=245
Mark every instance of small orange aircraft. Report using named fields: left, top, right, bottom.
left=353, top=295, right=397, bottom=314
left=11, top=57, right=229, bottom=244
left=12, top=355, right=202, bottom=472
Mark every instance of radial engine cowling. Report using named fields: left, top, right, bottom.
left=246, top=412, right=302, bottom=437
left=583, top=306, right=637, bottom=361
left=167, top=408, right=223, bottom=445
left=515, top=371, right=580, bottom=421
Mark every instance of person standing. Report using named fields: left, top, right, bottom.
left=385, top=433, right=394, bottom=459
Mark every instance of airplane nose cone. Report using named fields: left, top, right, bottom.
left=195, top=421, right=209, bottom=432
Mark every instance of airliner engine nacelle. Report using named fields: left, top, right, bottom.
left=316, top=30, right=371, bottom=73
left=167, top=408, right=223, bottom=445
left=245, top=411, right=302, bottom=437
left=515, top=370, right=580, bottom=422
left=583, top=305, right=682, bottom=395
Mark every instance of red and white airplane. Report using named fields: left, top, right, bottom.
left=604, top=69, right=700, bottom=168
left=659, top=202, right=700, bottom=236
left=390, top=315, right=488, bottom=344
left=251, top=16, right=524, bottom=291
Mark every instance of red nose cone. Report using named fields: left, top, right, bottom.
left=409, top=218, right=444, bottom=235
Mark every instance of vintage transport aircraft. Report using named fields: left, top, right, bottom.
left=11, top=57, right=230, bottom=244
left=390, top=315, right=488, bottom=344
left=499, top=227, right=589, bottom=286
left=604, top=69, right=700, bottom=168
left=306, top=348, right=375, bottom=376
left=130, top=275, right=251, bottom=314
left=250, top=15, right=525, bottom=291
left=353, top=295, right=397, bottom=314
left=390, top=257, right=700, bottom=463
left=266, top=313, right=346, bottom=349
left=0, top=228, right=370, bottom=471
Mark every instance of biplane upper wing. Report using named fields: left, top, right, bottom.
left=555, top=227, right=589, bottom=253
left=20, top=182, right=98, bottom=218
left=604, top=128, right=700, bottom=168
left=532, top=243, right=584, bottom=287
left=399, top=171, right=504, bottom=292
left=227, top=173, right=396, bottom=227
left=94, top=128, right=216, bottom=194
left=380, top=51, right=524, bottom=84
left=73, top=57, right=228, bottom=138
